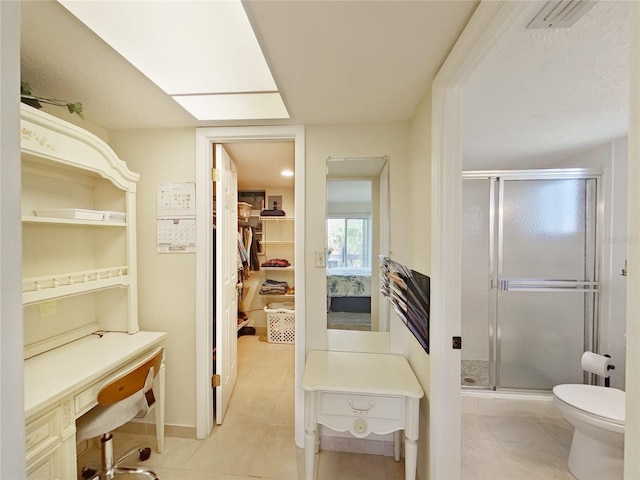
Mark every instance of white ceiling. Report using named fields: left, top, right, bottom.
left=19, top=1, right=630, bottom=183
left=20, top=0, right=477, bottom=187
left=224, top=141, right=295, bottom=190
left=20, top=0, right=477, bottom=129
left=462, top=0, right=630, bottom=170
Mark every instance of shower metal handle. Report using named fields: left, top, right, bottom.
left=498, top=278, right=599, bottom=292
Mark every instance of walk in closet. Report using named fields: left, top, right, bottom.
left=211, top=141, right=295, bottom=423
left=238, top=190, right=296, bottom=335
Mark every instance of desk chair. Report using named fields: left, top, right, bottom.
left=76, top=347, right=164, bottom=479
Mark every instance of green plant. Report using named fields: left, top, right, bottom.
left=20, top=81, right=84, bottom=118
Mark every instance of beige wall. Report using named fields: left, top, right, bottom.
left=304, top=122, right=412, bottom=352
left=40, top=104, right=110, bottom=144
left=109, top=121, right=417, bottom=432
left=407, top=87, right=433, bottom=480
left=110, top=128, right=197, bottom=429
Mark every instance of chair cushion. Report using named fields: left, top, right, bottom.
left=76, top=390, right=146, bottom=443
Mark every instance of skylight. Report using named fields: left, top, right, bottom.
left=58, top=0, right=289, bottom=121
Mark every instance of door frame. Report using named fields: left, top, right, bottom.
left=194, top=125, right=306, bottom=445
left=432, top=1, right=639, bottom=478
left=430, top=3, right=530, bottom=477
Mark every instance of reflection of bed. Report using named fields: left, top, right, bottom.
left=326, top=267, right=371, bottom=313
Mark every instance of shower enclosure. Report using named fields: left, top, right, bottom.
left=461, top=170, right=600, bottom=391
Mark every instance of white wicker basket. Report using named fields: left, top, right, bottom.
left=264, top=302, right=295, bottom=344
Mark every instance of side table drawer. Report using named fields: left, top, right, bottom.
left=319, top=392, right=403, bottom=420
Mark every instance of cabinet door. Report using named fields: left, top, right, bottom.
left=26, top=404, right=76, bottom=480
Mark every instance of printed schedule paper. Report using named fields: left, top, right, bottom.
left=157, top=182, right=196, bottom=253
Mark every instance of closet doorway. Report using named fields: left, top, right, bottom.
left=195, top=126, right=306, bottom=445
left=214, top=140, right=295, bottom=424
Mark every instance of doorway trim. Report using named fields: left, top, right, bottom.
left=430, top=2, right=535, bottom=478
left=194, top=125, right=306, bottom=445
left=432, top=1, right=639, bottom=478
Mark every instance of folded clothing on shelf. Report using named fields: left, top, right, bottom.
left=260, top=209, right=286, bottom=216
left=259, top=279, right=289, bottom=295
left=261, top=258, right=290, bottom=268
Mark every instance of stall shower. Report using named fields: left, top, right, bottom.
left=461, top=170, right=600, bottom=391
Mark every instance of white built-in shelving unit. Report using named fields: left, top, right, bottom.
left=259, top=215, right=295, bottom=301
left=20, top=104, right=140, bottom=359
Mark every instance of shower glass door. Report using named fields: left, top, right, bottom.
left=496, top=177, right=598, bottom=391
left=461, top=172, right=600, bottom=392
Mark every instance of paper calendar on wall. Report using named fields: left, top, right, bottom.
left=157, top=182, right=196, bottom=253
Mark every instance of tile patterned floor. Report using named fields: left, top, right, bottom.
left=461, top=412, right=575, bottom=479
left=78, top=335, right=575, bottom=479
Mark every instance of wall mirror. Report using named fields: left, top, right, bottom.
left=326, top=156, right=390, bottom=332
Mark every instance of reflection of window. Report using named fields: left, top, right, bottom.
left=535, top=180, right=582, bottom=236
left=327, top=217, right=371, bottom=268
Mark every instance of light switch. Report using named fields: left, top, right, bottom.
left=315, top=250, right=326, bottom=268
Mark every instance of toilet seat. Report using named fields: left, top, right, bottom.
left=553, top=384, right=625, bottom=426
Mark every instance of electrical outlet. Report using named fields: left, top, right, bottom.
left=315, top=250, right=326, bottom=268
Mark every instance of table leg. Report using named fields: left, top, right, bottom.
left=404, top=435, right=417, bottom=480
left=155, top=364, right=166, bottom=453
left=305, top=427, right=316, bottom=480
left=394, top=430, right=401, bottom=461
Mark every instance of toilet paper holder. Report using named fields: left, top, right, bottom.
left=582, top=351, right=615, bottom=387
left=603, top=354, right=615, bottom=387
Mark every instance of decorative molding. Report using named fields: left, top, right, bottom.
left=62, top=399, right=73, bottom=429
left=20, top=104, right=139, bottom=189
left=21, top=127, right=56, bottom=152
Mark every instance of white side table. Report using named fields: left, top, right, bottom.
left=301, top=350, right=424, bottom=480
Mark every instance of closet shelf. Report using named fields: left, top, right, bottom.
left=22, top=215, right=126, bottom=227
left=23, top=266, right=130, bottom=305
left=261, top=266, right=295, bottom=271
left=260, top=293, right=295, bottom=299
left=260, top=240, right=294, bottom=245
left=259, top=216, right=294, bottom=221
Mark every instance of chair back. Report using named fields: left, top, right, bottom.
left=97, top=347, right=164, bottom=406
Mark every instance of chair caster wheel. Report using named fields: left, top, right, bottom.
left=139, top=447, right=152, bottom=461
left=81, top=467, right=97, bottom=479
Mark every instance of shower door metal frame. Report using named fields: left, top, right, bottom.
left=463, top=168, right=603, bottom=391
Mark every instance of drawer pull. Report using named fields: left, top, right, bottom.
left=346, top=399, right=375, bottom=414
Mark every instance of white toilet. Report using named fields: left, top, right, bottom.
left=553, top=382, right=625, bottom=479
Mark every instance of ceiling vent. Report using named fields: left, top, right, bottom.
left=527, top=0, right=598, bottom=29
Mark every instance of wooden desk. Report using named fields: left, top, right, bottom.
left=301, top=350, right=424, bottom=480
left=24, top=331, right=167, bottom=479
